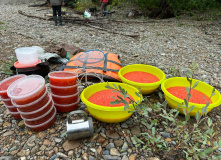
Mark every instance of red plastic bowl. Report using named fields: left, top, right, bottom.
left=50, top=83, right=78, bottom=96
left=54, top=98, right=80, bottom=112
left=12, top=91, right=49, bottom=112
left=7, top=75, right=46, bottom=105
left=48, top=71, right=78, bottom=86
left=22, top=105, right=55, bottom=125
left=8, top=110, right=22, bottom=119
left=51, top=91, right=79, bottom=104
left=18, top=95, right=53, bottom=119
left=1, top=98, right=13, bottom=106
left=5, top=105, right=18, bottom=112
left=24, top=107, right=57, bottom=132
left=0, top=75, right=26, bottom=99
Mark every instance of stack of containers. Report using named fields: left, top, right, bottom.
left=0, top=75, right=26, bottom=119
left=7, top=75, right=57, bottom=131
left=48, top=71, right=79, bottom=112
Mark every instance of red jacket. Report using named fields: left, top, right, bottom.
left=101, top=0, right=108, bottom=2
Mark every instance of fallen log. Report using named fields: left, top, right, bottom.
left=18, top=10, right=52, bottom=20
left=28, top=2, right=47, bottom=7
left=83, top=23, right=139, bottom=38
left=18, top=10, right=139, bottom=38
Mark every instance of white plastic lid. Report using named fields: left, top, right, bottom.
left=7, top=75, right=45, bottom=99
left=0, top=74, right=26, bottom=92
left=48, top=71, right=78, bottom=80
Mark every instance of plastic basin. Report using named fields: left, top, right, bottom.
left=54, top=98, right=80, bottom=112
left=161, top=77, right=221, bottom=116
left=118, top=64, right=166, bottom=94
left=48, top=71, right=78, bottom=86
left=80, top=82, right=142, bottom=123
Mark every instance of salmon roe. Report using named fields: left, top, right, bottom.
left=88, top=89, right=134, bottom=107
left=167, top=86, right=212, bottom=104
left=123, top=71, right=159, bottom=83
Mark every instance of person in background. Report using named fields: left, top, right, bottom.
left=47, top=0, right=65, bottom=26
left=100, top=0, right=108, bottom=17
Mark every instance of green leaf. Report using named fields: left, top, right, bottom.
left=211, top=92, right=215, bottom=97
left=110, top=101, right=120, bottom=105
left=207, top=118, right=212, bottom=127
left=195, top=111, right=200, bottom=121
left=105, top=85, right=114, bottom=89
left=185, top=115, right=190, bottom=121
left=218, top=140, right=221, bottom=146
left=199, top=152, right=206, bottom=158
left=112, top=83, right=118, bottom=90
left=188, top=70, right=192, bottom=77
left=158, top=92, right=163, bottom=100
left=118, top=85, right=125, bottom=94
left=152, top=127, right=155, bottom=135
left=60, top=131, right=67, bottom=138
left=186, top=87, right=190, bottom=94
left=212, top=87, right=215, bottom=94
left=183, top=108, right=187, bottom=116
left=204, top=147, right=213, bottom=154
left=192, top=61, right=197, bottom=69
left=135, top=92, right=141, bottom=97
left=184, top=99, right=189, bottom=108
left=192, top=81, right=199, bottom=89
left=188, top=106, right=194, bottom=114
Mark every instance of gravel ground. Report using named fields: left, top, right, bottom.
left=0, top=0, right=221, bottom=160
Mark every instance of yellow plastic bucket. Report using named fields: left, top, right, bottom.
left=80, top=82, right=142, bottom=123
left=118, top=64, right=166, bottom=94
left=161, top=77, right=221, bottom=116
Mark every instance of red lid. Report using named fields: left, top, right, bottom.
left=14, top=59, right=41, bottom=68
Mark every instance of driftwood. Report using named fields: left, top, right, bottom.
left=83, top=23, right=139, bottom=38
left=18, top=10, right=139, bottom=38
left=109, top=19, right=156, bottom=23
left=28, top=2, right=47, bottom=7
left=18, top=10, right=52, bottom=20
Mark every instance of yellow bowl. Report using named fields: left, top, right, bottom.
left=80, top=82, right=142, bottom=123
left=118, top=64, right=166, bottom=94
left=161, top=77, right=221, bottom=116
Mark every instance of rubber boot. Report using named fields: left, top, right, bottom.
left=58, top=16, right=63, bottom=26
left=53, top=16, right=57, bottom=26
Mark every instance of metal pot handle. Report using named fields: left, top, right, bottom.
left=67, top=110, right=88, bottom=124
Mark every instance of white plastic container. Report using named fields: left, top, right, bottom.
left=15, top=47, right=38, bottom=66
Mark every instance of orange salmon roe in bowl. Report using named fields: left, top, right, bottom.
left=118, top=64, right=166, bottom=94
left=80, top=82, right=142, bottom=123
left=161, top=77, right=221, bottom=116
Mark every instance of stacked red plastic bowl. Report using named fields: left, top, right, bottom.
left=48, top=71, right=79, bottom=112
left=7, top=75, right=56, bottom=131
left=0, top=74, right=26, bottom=119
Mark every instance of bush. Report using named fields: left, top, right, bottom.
left=133, top=0, right=221, bottom=17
